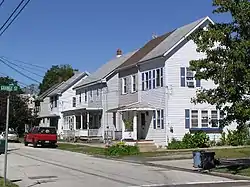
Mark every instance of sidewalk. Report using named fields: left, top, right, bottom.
left=148, top=159, right=194, bottom=170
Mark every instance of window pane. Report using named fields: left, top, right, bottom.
left=156, top=69, right=160, bottom=86
left=157, top=110, right=161, bottom=128
left=145, top=72, right=149, bottom=89
left=186, top=68, right=194, bottom=80
left=191, top=110, right=198, bottom=127
left=212, top=110, right=218, bottom=127
left=201, top=110, right=208, bottom=127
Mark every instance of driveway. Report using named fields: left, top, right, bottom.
left=0, top=143, right=249, bottom=187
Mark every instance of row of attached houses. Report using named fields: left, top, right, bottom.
left=36, top=16, right=236, bottom=147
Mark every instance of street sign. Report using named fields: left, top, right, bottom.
left=0, top=85, right=18, bottom=92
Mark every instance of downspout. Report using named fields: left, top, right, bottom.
left=165, top=85, right=169, bottom=146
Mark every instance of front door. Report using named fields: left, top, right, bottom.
left=140, top=113, right=146, bottom=139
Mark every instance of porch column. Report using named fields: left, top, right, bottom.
left=87, top=112, right=90, bottom=130
left=73, top=115, right=76, bottom=130
left=133, top=111, right=137, bottom=140
left=121, top=112, right=125, bottom=140
left=80, top=113, right=83, bottom=130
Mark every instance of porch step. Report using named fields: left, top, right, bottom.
left=136, top=141, right=157, bottom=152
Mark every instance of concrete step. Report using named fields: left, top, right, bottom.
left=136, top=142, right=157, bottom=152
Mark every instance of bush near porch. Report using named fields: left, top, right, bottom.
left=105, top=142, right=140, bottom=157
left=167, top=127, right=250, bottom=149
left=167, top=131, right=210, bottom=149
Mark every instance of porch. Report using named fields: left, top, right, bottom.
left=62, top=108, right=103, bottom=140
left=107, top=102, right=156, bottom=141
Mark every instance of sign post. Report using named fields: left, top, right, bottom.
left=0, top=84, right=18, bottom=186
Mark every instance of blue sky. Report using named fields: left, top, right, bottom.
left=0, top=0, right=230, bottom=86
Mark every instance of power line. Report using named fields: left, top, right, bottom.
left=0, top=0, right=31, bottom=37
left=0, top=0, right=4, bottom=7
left=2, top=56, right=48, bottom=71
left=0, top=71, right=30, bottom=87
left=1, top=57, right=43, bottom=78
left=0, top=0, right=26, bottom=33
left=0, top=58, right=40, bottom=84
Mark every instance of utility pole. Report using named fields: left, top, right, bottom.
left=0, top=84, right=17, bottom=187
left=3, top=92, right=9, bottom=186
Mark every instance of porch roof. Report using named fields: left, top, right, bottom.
left=37, top=114, right=60, bottom=118
left=61, top=107, right=103, bottom=113
left=107, top=102, right=156, bottom=113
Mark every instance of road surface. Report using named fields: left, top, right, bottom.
left=0, top=143, right=249, bottom=187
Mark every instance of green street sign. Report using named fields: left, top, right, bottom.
left=0, top=85, right=18, bottom=92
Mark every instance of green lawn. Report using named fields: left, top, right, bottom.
left=0, top=178, right=18, bottom=187
left=57, top=143, right=250, bottom=160
left=57, top=143, right=106, bottom=156
left=214, top=147, right=250, bottom=159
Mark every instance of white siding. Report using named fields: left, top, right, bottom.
left=104, top=74, right=120, bottom=131
left=139, top=59, right=166, bottom=146
left=165, top=40, right=236, bottom=142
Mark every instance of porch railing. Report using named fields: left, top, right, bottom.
left=88, top=129, right=99, bottom=136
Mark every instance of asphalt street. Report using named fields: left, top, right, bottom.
left=0, top=143, right=249, bottom=187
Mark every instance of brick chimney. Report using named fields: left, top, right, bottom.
left=116, top=49, right=122, bottom=58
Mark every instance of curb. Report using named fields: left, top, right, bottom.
left=209, top=171, right=250, bottom=180
left=110, top=158, right=250, bottom=181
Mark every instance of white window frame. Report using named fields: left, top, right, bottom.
left=89, top=89, right=93, bottom=101
left=191, top=110, right=199, bottom=128
left=190, top=109, right=225, bottom=128
left=122, top=77, right=127, bottom=94
left=201, top=110, right=209, bottom=127
left=186, top=67, right=195, bottom=88
left=131, top=75, right=136, bottom=93
left=153, top=109, right=164, bottom=129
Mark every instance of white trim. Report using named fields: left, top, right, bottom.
left=119, top=107, right=155, bottom=112
left=122, top=77, right=127, bottom=94
left=163, top=17, right=213, bottom=57
left=131, top=74, right=136, bottom=93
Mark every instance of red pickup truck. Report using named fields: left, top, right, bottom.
left=24, top=126, right=57, bottom=148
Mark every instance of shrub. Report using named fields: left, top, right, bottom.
left=167, top=131, right=209, bottom=149
left=167, top=138, right=186, bottom=149
left=192, top=131, right=209, bottom=148
left=105, top=142, right=139, bottom=157
left=219, top=132, right=227, bottom=146
left=219, top=125, right=249, bottom=146
left=226, top=128, right=248, bottom=146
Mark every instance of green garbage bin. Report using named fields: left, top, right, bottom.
left=0, top=139, right=5, bottom=155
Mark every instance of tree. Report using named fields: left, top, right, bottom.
left=39, top=64, right=76, bottom=94
left=190, top=0, right=250, bottom=128
left=0, top=77, right=36, bottom=135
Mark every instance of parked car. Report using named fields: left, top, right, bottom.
left=1, top=130, right=19, bottom=142
left=24, top=126, right=57, bottom=148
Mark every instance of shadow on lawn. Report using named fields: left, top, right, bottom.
left=217, top=158, right=250, bottom=175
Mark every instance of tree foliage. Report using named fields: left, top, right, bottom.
left=190, top=0, right=250, bottom=127
left=0, top=77, right=37, bottom=134
left=39, top=64, right=76, bottom=94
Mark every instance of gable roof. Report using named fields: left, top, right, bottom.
left=35, top=82, right=63, bottom=101
left=118, top=31, right=174, bottom=70
left=48, top=71, right=89, bottom=96
left=74, top=51, right=136, bottom=89
left=118, top=17, right=212, bottom=70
